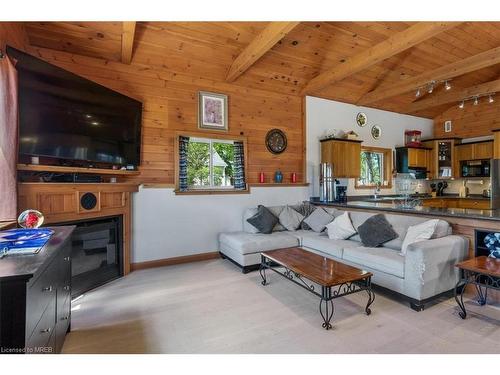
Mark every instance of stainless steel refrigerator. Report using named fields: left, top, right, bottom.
left=492, top=159, right=500, bottom=209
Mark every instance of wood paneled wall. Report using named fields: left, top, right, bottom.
left=11, top=22, right=305, bottom=186
left=0, top=22, right=28, bottom=51
left=433, top=100, right=500, bottom=139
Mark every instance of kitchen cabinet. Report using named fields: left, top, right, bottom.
left=472, top=141, right=493, bottom=160
left=455, top=141, right=493, bottom=161
left=320, top=138, right=362, bottom=178
left=408, top=148, right=429, bottom=168
left=455, top=143, right=474, bottom=161
left=421, top=198, right=490, bottom=210
left=422, top=138, right=460, bottom=179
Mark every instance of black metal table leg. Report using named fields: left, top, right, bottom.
left=259, top=254, right=267, bottom=286
left=365, top=278, right=375, bottom=315
left=319, top=286, right=334, bottom=330
left=454, top=279, right=468, bottom=319
left=475, top=284, right=487, bottom=306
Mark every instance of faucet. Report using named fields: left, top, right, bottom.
left=373, top=182, right=381, bottom=199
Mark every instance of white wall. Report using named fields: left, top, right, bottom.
left=131, top=186, right=309, bottom=263
left=306, top=96, right=434, bottom=196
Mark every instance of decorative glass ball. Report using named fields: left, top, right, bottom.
left=17, top=209, right=44, bottom=229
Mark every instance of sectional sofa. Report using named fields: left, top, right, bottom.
left=218, top=204, right=469, bottom=310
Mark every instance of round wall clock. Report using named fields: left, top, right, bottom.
left=371, top=125, right=382, bottom=140
left=356, top=112, right=367, bottom=127
left=265, top=129, right=287, bottom=154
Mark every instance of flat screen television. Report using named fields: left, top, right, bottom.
left=8, top=46, right=142, bottom=167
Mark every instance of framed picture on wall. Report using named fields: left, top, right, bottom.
left=198, top=91, right=228, bottom=131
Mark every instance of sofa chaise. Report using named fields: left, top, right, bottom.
left=218, top=205, right=468, bottom=311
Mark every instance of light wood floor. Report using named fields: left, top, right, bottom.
left=62, top=259, right=500, bottom=354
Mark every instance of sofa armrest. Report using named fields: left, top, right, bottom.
left=403, top=235, right=468, bottom=301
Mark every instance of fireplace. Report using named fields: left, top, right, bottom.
left=54, top=215, right=123, bottom=298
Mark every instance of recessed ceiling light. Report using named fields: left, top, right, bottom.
left=91, top=121, right=99, bottom=126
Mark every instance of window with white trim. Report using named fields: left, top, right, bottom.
left=187, top=137, right=236, bottom=189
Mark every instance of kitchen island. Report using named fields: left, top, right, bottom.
left=311, top=199, right=500, bottom=256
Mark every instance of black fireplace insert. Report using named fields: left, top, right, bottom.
left=53, top=215, right=123, bottom=298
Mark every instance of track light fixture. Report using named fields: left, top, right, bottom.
left=457, top=93, right=495, bottom=109
left=428, top=82, right=435, bottom=94
left=414, top=79, right=452, bottom=97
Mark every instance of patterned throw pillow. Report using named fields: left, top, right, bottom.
left=303, top=207, right=333, bottom=233
left=278, top=205, right=305, bottom=231
left=484, top=233, right=500, bottom=258
left=292, top=201, right=317, bottom=230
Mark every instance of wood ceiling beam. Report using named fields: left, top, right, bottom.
left=226, top=22, right=300, bottom=82
left=408, top=78, right=500, bottom=114
left=358, top=45, right=500, bottom=106
left=300, top=22, right=460, bottom=96
left=121, top=21, right=136, bottom=64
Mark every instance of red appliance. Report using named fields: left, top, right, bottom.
left=405, top=130, right=422, bottom=147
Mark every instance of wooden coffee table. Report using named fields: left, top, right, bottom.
left=259, top=247, right=374, bottom=330
left=454, top=256, right=500, bottom=319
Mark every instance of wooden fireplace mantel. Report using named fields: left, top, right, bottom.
left=17, top=183, right=139, bottom=275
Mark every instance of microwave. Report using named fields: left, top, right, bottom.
left=461, top=159, right=490, bottom=178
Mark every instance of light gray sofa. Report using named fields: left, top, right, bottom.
left=218, top=205, right=469, bottom=311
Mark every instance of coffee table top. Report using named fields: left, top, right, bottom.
left=261, top=247, right=372, bottom=287
left=455, top=256, right=500, bottom=278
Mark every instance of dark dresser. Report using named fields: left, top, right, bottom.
left=0, top=226, right=75, bottom=354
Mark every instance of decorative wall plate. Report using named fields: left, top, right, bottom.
left=371, top=125, right=382, bottom=140
left=265, top=129, right=287, bottom=154
left=356, top=112, right=367, bottom=127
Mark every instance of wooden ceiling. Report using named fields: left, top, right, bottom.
left=22, top=21, right=500, bottom=119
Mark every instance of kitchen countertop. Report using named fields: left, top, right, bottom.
left=312, top=200, right=500, bottom=222
left=349, top=194, right=490, bottom=202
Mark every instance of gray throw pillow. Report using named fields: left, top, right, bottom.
left=357, top=214, right=398, bottom=247
left=292, top=201, right=317, bottom=230
left=279, top=205, right=305, bottom=231
left=246, top=205, right=279, bottom=234
left=303, top=207, right=333, bottom=233
left=267, top=205, right=286, bottom=232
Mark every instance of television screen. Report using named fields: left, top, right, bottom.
left=8, top=47, right=142, bottom=167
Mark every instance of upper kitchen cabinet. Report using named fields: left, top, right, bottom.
left=423, top=138, right=461, bottom=180
left=320, top=138, right=362, bottom=178
left=455, top=141, right=493, bottom=161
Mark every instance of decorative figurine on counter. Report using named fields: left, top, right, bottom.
left=274, top=170, right=283, bottom=183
